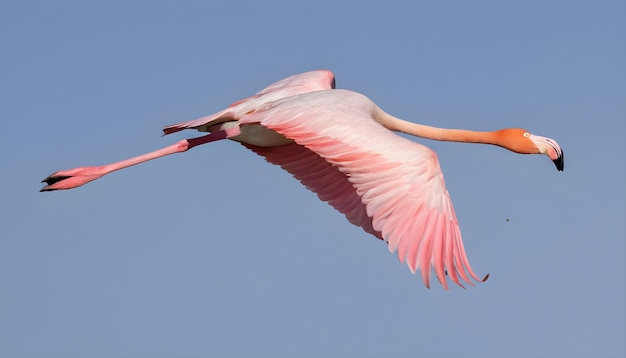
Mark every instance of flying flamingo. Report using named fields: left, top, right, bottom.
left=41, top=70, right=564, bottom=289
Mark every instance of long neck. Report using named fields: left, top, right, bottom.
left=375, top=108, right=502, bottom=146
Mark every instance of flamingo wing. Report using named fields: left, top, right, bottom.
left=240, top=90, right=486, bottom=289
left=162, top=70, right=335, bottom=135
left=243, top=143, right=380, bottom=239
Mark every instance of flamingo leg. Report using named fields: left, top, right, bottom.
left=40, top=126, right=241, bottom=192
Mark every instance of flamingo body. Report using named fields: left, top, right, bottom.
left=41, top=70, right=564, bottom=290
left=172, top=89, right=483, bottom=289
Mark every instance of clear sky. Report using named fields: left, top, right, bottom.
left=1, top=1, right=625, bottom=357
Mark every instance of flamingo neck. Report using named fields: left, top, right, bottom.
left=376, top=110, right=502, bottom=146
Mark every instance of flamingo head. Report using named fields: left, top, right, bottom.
left=496, top=128, right=564, bottom=171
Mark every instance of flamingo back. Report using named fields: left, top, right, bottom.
left=162, top=70, right=335, bottom=135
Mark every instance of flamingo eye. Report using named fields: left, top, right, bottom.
left=523, top=132, right=530, bottom=138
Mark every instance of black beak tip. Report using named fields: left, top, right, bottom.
left=553, top=151, right=564, bottom=171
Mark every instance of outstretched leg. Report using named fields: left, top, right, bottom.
left=40, top=126, right=241, bottom=192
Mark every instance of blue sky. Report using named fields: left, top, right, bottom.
left=1, top=1, right=625, bottom=357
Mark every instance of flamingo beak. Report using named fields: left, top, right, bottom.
left=529, top=134, right=564, bottom=172
left=552, top=150, right=564, bottom=171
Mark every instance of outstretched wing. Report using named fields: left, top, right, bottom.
left=162, top=70, right=335, bottom=135
left=240, top=90, right=486, bottom=289
left=243, top=143, right=380, bottom=239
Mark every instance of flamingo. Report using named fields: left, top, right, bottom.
left=41, top=70, right=564, bottom=289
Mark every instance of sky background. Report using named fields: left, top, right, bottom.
left=1, top=1, right=625, bottom=357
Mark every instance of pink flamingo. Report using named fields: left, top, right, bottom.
left=41, top=70, right=564, bottom=289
